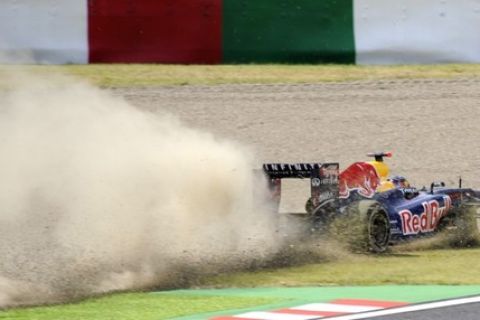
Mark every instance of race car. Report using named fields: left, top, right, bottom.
left=262, top=152, right=480, bottom=252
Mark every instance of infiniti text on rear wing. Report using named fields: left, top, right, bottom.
left=262, top=163, right=340, bottom=212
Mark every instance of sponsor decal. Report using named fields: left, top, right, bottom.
left=318, top=164, right=339, bottom=186
left=339, top=163, right=380, bottom=199
left=399, top=196, right=452, bottom=235
left=318, top=191, right=336, bottom=203
left=319, top=177, right=339, bottom=185
left=448, top=192, right=461, bottom=201
left=320, top=164, right=339, bottom=178
left=311, top=178, right=321, bottom=187
left=312, top=177, right=338, bottom=187
left=339, top=174, right=378, bottom=199
left=311, top=164, right=339, bottom=207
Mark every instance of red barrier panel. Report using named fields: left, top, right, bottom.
left=88, top=0, right=222, bottom=63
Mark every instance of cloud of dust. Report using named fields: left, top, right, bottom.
left=0, top=71, right=282, bottom=308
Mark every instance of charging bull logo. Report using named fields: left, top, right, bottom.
left=399, top=196, right=452, bottom=235
left=339, top=162, right=380, bottom=199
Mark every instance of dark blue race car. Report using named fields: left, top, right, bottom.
left=263, top=152, right=480, bottom=252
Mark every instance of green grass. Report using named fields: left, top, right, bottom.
left=2, top=248, right=480, bottom=319
left=0, top=293, right=280, bottom=320
left=199, top=248, right=480, bottom=287
left=2, top=63, right=480, bottom=318
left=1, top=64, right=480, bottom=87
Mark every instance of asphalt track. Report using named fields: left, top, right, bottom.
left=371, top=301, right=480, bottom=320
left=324, top=296, right=480, bottom=320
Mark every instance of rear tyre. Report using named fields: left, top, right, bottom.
left=367, top=204, right=391, bottom=253
left=330, top=200, right=390, bottom=253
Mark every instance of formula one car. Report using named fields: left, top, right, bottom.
left=263, top=152, right=480, bottom=252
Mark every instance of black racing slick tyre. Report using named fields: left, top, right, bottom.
left=366, top=203, right=391, bottom=253
left=330, top=200, right=390, bottom=253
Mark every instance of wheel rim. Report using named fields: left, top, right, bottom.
left=368, top=210, right=390, bottom=250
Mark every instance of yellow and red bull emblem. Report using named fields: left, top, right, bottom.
left=339, top=162, right=380, bottom=198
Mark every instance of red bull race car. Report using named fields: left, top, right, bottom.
left=263, top=152, right=480, bottom=252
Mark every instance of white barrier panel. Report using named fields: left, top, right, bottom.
left=0, top=0, right=88, bottom=64
left=354, top=0, right=480, bottom=64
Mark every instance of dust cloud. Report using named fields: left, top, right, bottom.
left=0, top=71, right=283, bottom=308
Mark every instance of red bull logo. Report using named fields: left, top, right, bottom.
left=399, top=196, right=452, bottom=235
left=339, top=162, right=380, bottom=198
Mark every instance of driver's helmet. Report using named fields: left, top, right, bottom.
left=390, top=176, right=410, bottom=188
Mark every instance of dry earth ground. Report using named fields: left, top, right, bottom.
left=114, top=78, right=480, bottom=211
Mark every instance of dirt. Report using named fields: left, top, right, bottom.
left=113, top=78, right=480, bottom=194
left=3, top=75, right=480, bottom=308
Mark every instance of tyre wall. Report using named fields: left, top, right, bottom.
left=1, top=0, right=479, bottom=64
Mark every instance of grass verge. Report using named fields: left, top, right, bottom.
left=0, top=64, right=480, bottom=87
left=0, top=293, right=280, bottom=320
left=198, top=248, right=480, bottom=287
left=2, top=248, right=480, bottom=319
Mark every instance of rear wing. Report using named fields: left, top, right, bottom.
left=262, top=162, right=340, bottom=213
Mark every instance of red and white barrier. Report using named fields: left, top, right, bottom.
left=1, top=0, right=480, bottom=64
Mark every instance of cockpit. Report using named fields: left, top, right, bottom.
left=366, top=153, right=419, bottom=199
left=339, top=152, right=420, bottom=200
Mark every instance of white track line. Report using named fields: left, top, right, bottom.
left=236, top=311, right=322, bottom=320
left=291, top=303, right=381, bottom=313
left=326, top=295, right=480, bottom=320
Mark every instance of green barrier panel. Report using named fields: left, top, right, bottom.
left=223, top=0, right=355, bottom=63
